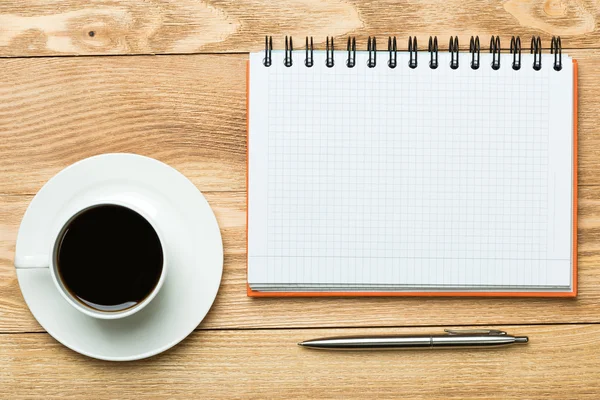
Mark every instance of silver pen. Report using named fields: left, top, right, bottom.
left=298, top=329, right=528, bottom=350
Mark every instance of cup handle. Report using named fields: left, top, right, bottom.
left=14, top=255, right=49, bottom=269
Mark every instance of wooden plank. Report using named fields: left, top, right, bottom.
left=2, top=186, right=600, bottom=333
left=0, top=191, right=246, bottom=332
left=0, top=0, right=600, bottom=56
left=1, top=49, right=600, bottom=196
left=0, top=324, right=599, bottom=399
left=0, top=54, right=248, bottom=194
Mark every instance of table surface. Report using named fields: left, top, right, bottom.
left=1, top=1, right=600, bottom=398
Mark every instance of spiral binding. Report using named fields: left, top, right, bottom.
left=470, top=36, right=480, bottom=70
left=326, top=36, right=334, bottom=68
left=347, top=37, right=356, bottom=68
left=490, top=36, right=501, bottom=70
left=263, top=36, right=272, bottom=67
left=305, top=37, right=314, bottom=67
left=367, top=37, right=376, bottom=68
left=531, top=36, right=542, bottom=71
left=510, top=36, right=521, bottom=70
left=284, top=36, right=293, bottom=67
left=449, top=36, right=459, bottom=69
left=263, top=36, right=563, bottom=71
left=388, top=37, right=397, bottom=68
left=428, top=36, right=438, bottom=69
left=408, top=37, right=418, bottom=69
left=551, top=36, right=562, bottom=71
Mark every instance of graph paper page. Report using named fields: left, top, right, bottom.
left=248, top=50, right=574, bottom=292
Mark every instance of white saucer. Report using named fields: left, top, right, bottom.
left=14, top=154, right=223, bottom=361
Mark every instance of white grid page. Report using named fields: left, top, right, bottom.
left=248, top=50, right=574, bottom=291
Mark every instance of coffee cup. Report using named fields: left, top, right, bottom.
left=15, top=200, right=167, bottom=320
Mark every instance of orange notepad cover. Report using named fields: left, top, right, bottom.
left=246, top=59, right=578, bottom=298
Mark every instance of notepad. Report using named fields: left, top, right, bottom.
left=247, top=40, right=577, bottom=296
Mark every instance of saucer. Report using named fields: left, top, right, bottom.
left=14, top=154, right=223, bottom=361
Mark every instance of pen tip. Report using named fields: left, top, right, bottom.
left=515, top=336, right=529, bottom=344
left=297, top=342, right=305, bottom=347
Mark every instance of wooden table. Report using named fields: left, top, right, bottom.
left=1, top=1, right=600, bottom=398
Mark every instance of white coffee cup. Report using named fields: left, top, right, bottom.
left=14, top=199, right=167, bottom=320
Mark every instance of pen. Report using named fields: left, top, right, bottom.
left=298, top=329, right=529, bottom=350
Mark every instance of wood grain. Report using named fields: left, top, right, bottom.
left=1, top=49, right=600, bottom=196
left=1, top=2, right=598, bottom=396
left=1, top=324, right=599, bottom=399
left=0, top=51, right=598, bottom=333
left=0, top=54, right=247, bottom=194
left=2, top=185, right=600, bottom=333
left=0, top=0, right=600, bottom=56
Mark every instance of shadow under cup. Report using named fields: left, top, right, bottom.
left=54, top=204, right=164, bottom=314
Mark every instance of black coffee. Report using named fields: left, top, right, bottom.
left=57, top=205, right=163, bottom=312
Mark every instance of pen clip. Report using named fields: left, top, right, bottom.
left=444, top=329, right=507, bottom=336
